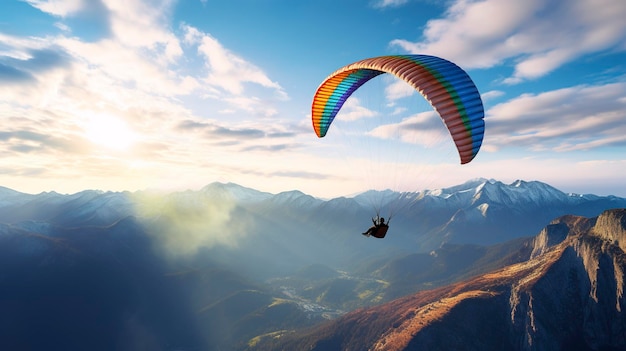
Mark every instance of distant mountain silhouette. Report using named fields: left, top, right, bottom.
left=3, top=179, right=623, bottom=278
left=254, top=209, right=626, bottom=351
left=1, top=179, right=626, bottom=350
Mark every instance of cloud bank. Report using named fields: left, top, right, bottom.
left=391, top=0, right=626, bottom=83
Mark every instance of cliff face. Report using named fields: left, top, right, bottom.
left=514, top=209, right=626, bottom=351
left=258, top=209, right=626, bottom=351
left=591, top=209, right=626, bottom=252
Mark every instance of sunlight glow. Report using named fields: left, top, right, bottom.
left=84, top=113, right=137, bottom=151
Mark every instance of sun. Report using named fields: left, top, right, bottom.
left=84, top=113, right=137, bottom=151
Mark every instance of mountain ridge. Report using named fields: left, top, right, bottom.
left=2, top=178, right=626, bottom=258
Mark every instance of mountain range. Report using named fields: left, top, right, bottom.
left=253, top=209, right=626, bottom=351
left=1, top=178, right=625, bottom=350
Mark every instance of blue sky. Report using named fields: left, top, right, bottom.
left=0, top=0, right=625, bottom=198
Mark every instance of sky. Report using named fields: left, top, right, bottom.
left=0, top=0, right=625, bottom=199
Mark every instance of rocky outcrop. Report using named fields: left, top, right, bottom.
left=590, top=208, right=626, bottom=251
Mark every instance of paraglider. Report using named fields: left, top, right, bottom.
left=311, top=54, right=484, bottom=164
left=311, top=54, right=485, bottom=239
left=362, top=216, right=388, bottom=238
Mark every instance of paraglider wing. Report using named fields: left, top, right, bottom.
left=311, top=55, right=485, bottom=164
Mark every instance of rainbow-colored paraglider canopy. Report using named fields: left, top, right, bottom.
left=311, top=55, right=485, bottom=164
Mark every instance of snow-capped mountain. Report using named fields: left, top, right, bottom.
left=1, top=179, right=625, bottom=254
left=200, top=182, right=273, bottom=203
left=376, top=178, right=608, bottom=211
left=382, top=178, right=626, bottom=248
left=264, top=190, right=322, bottom=208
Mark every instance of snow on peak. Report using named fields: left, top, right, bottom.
left=353, top=189, right=401, bottom=207
left=428, top=189, right=443, bottom=197
left=201, top=182, right=272, bottom=203
left=477, top=203, right=489, bottom=217
left=272, top=190, right=320, bottom=207
left=466, top=179, right=569, bottom=206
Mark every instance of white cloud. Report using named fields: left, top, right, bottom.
left=57, top=37, right=196, bottom=98
left=17, top=0, right=286, bottom=115
left=391, top=0, right=626, bottom=83
left=368, top=111, right=448, bottom=146
left=372, top=0, right=409, bottom=8
left=0, top=0, right=297, bottom=195
left=105, top=0, right=183, bottom=62
left=182, top=24, right=285, bottom=97
left=54, top=22, right=71, bottom=32
left=334, top=97, right=378, bottom=122
left=24, top=0, right=85, bottom=17
left=385, top=78, right=415, bottom=101
left=486, top=82, right=626, bottom=151
left=481, top=90, right=505, bottom=102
